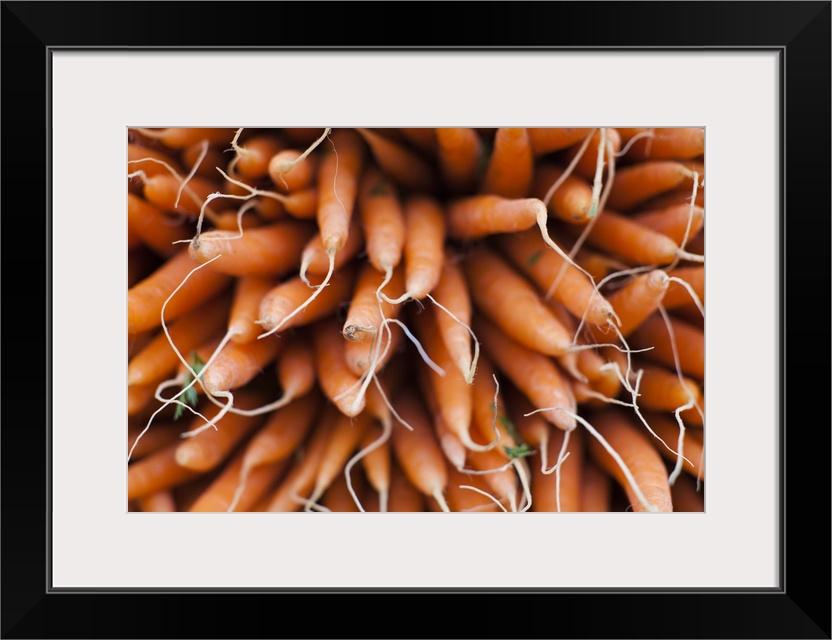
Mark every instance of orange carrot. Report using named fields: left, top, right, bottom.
left=532, top=427, right=583, bottom=512
left=601, top=269, right=669, bottom=337
left=127, top=382, right=159, bottom=417
left=644, top=412, right=705, bottom=480
left=526, top=127, right=591, bottom=157
left=127, top=293, right=231, bottom=386
left=146, top=127, right=236, bottom=149
left=311, top=316, right=367, bottom=417
left=444, top=466, right=502, bottom=512
left=357, top=421, right=392, bottom=510
left=619, top=127, right=705, bottom=161
left=316, top=128, right=367, bottom=255
left=300, top=217, right=364, bottom=277
left=257, top=261, right=357, bottom=335
left=356, top=127, right=437, bottom=193
left=189, top=452, right=289, bottom=512
left=463, top=245, right=574, bottom=356
left=429, top=250, right=475, bottom=382
left=631, top=360, right=701, bottom=412
left=141, top=172, right=223, bottom=218
left=387, top=461, right=427, bottom=512
left=473, top=315, right=576, bottom=432
left=662, top=265, right=705, bottom=310
left=281, top=187, right=319, bottom=219
left=127, top=194, right=195, bottom=257
left=397, top=127, right=437, bottom=156
left=583, top=209, right=701, bottom=266
left=265, top=407, right=337, bottom=512
left=307, top=409, right=372, bottom=508
left=232, top=133, right=284, bottom=180
left=189, top=220, right=315, bottom=278
left=606, top=160, right=696, bottom=212
left=357, top=164, right=407, bottom=274
left=200, top=333, right=284, bottom=396
left=174, top=392, right=268, bottom=472
left=342, top=261, right=404, bottom=342
left=580, top=458, right=613, bottom=512
left=127, top=421, right=182, bottom=460
left=181, top=140, right=226, bottom=180
left=416, top=363, right=467, bottom=471
left=585, top=408, right=673, bottom=512
left=564, top=127, right=622, bottom=182
left=629, top=313, right=704, bottom=380
left=127, top=442, right=201, bottom=501
left=137, top=490, right=178, bottom=512
left=322, top=468, right=367, bottom=512
left=411, top=307, right=477, bottom=451
left=128, top=143, right=184, bottom=178
left=496, top=228, right=614, bottom=326
left=435, top=127, right=484, bottom=194
left=531, top=163, right=595, bottom=223
left=275, top=338, right=317, bottom=402
left=227, top=275, right=279, bottom=344
left=344, top=316, right=404, bottom=378
left=469, top=353, right=517, bottom=452
left=630, top=203, right=705, bottom=247
left=390, top=386, right=450, bottom=510
left=395, top=194, right=446, bottom=300
left=463, top=446, right=521, bottom=511
left=268, top=148, right=319, bottom=193
left=447, top=194, right=544, bottom=240
left=127, top=248, right=231, bottom=335
left=479, top=127, right=534, bottom=198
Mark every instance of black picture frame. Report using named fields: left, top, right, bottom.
left=2, top=2, right=829, bottom=638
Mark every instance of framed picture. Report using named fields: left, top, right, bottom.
left=3, top=1, right=829, bottom=638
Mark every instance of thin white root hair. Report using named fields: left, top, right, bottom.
left=514, top=458, right=533, bottom=512
left=227, top=463, right=251, bottom=513
left=175, top=140, right=208, bottom=209
left=127, top=157, right=219, bottom=225
left=433, top=486, right=451, bottom=512
left=542, top=128, right=596, bottom=209
left=343, top=415, right=393, bottom=513
left=666, top=276, right=704, bottom=316
left=542, top=429, right=572, bottom=479
left=588, top=127, right=607, bottom=219
left=425, top=293, right=480, bottom=384
left=616, top=129, right=656, bottom=158
left=273, top=127, right=332, bottom=191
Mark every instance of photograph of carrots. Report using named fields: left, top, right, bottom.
left=127, top=126, right=705, bottom=513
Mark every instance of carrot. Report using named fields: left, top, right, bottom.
left=585, top=408, right=673, bottom=512
left=631, top=360, right=701, bottom=413
left=127, top=194, right=195, bottom=257
left=127, top=293, right=231, bottom=386
left=526, top=127, right=591, bottom=157
left=662, top=265, right=705, bottom=310
left=275, top=337, right=317, bottom=403
left=416, top=363, right=467, bottom=471
left=200, top=333, right=284, bottom=396
left=669, top=472, right=704, bottom=512
left=411, top=307, right=480, bottom=452
left=268, top=148, right=318, bottom=193
left=390, top=386, right=450, bottom=511
left=563, top=127, right=622, bottom=182
left=344, top=315, right=404, bottom=378
left=322, top=468, right=367, bottom=512
left=188, top=220, right=315, bottom=278
left=496, top=228, right=614, bottom=326
left=644, top=412, right=705, bottom=481
left=190, top=452, right=289, bottom=513
left=175, top=392, right=268, bottom=473
left=141, top=172, right=223, bottom=218
left=311, top=316, right=367, bottom=417
left=532, top=427, right=583, bottom=512
left=435, top=127, right=485, bottom=195
left=231, top=133, right=284, bottom=180
left=137, top=490, right=178, bottom=512
left=446, top=194, right=544, bottom=240
left=582, top=209, right=702, bottom=266
left=479, top=128, right=534, bottom=198
left=387, top=460, right=427, bottom=512
left=128, top=143, right=184, bottom=178
left=429, top=250, right=476, bottom=382
left=265, top=407, right=337, bottom=512
left=257, top=261, right=357, bottom=335
left=356, top=421, right=392, bottom=511
left=505, top=385, right=551, bottom=457
left=531, top=163, right=595, bottom=223
left=136, top=127, right=236, bottom=149
left=280, top=187, right=318, bottom=219
left=357, top=164, right=406, bottom=274
left=619, top=127, right=705, bottom=161
left=316, top=128, right=366, bottom=255
left=606, top=160, right=696, bottom=212
left=127, top=248, right=231, bottom=335
left=463, top=446, right=522, bottom=511
left=128, top=382, right=159, bottom=417
left=306, top=409, right=372, bottom=509
left=299, top=217, right=364, bottom=277
left=600, top=269, right=669, bottom=337
left=444, top=466, right=503, bottom=512
left=181, top=140, right=226, bottom=180
left=463, top=245, right=574, bottom=356
left=391, top=194, right=446, bottom=301
left=629, top=313, right=704, bottom=380
left=580, top=458, right=613, bottom=512
left=342, top=261, right=404, bottom=342
left=355, top=127, right=437, bottom=193
left=226, top=275, right=279, bottom=344
left=127, top=421, right=182, bottom=460
left=127, top=442, right=201, bottom=501
left=473, top=315, right=576, bottom=432
left=630, top=203, right=705, bottom=247
left=210, top=206, right=266, bottom=231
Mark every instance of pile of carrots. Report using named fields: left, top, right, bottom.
left=127, top=126, right=705, bottom=513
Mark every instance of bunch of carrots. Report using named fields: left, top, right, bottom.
left=127, top=126, right=705, bottom=513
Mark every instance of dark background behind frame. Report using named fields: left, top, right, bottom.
left=1, top=1, right=829, bottom=638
